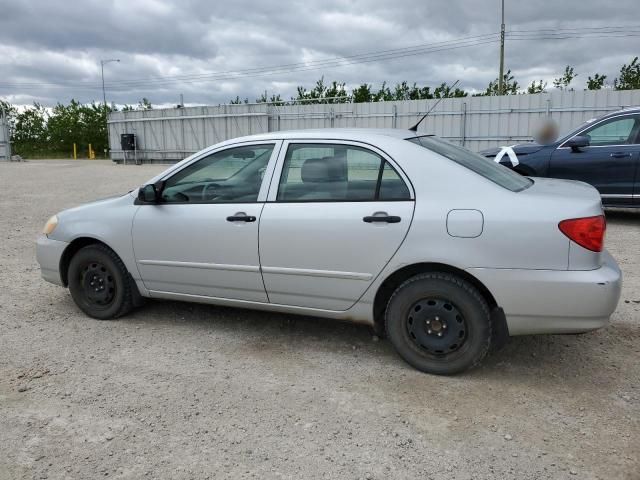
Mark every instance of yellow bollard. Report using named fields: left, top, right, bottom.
left=73, top=143, right=77, bottom=160
left=89, top=144, right=94, bottom=159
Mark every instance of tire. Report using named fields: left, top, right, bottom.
left=385, top=273, right=491, bottom=375
left=67, top=244, right=134, bottom=320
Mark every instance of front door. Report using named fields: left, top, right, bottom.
left=550, top=114, right=640, bottom=206
left=132, top=142, right=280, bottom=302
left=259, top=141, right=414, bottom=310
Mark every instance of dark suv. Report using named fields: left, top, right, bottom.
left=481, top=108, right=640, bottom=208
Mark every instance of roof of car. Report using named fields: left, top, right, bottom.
left=604, top=106, right=640, bottom=117
left=222, top=128, right=420, bottom=144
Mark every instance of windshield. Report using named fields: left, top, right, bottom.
left=407, top=136, right=532, bottom=192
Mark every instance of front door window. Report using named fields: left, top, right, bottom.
left=162, top=144, right=275, bottom=203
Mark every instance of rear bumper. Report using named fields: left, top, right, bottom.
left=36, top=235, right=68, bottom=286
left=468, top=250, right=622, bottom=335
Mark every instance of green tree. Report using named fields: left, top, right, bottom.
left=526, top=80, right=547, bottom=94
left=324, top=81, right=349, bottom=103
left=256, top=92, right=285, bottom=105
left=352, top=83, right=373, bottom=103
left=137, top=98, right=153, bottom=110
left=0, top=99, right=15, bottom=117
left=553, top=66, right=577, bottom=90
left=586, top=73, right=607, bottom=90
left=12, top=104, right=48, bottom=156
left=46, top=100, right=107, bottom=158
left=393, top=81, right=412, bottom=101
left=433, top=82, right=467, bottom=98
left=373, top=82, right=393, bottom=101
left=295, top=77, right=349, bottom=104
left=409, top=84, right=434, bottom=100
left=229, top=96, right=248, bottom=104
left=614, top=57, right=640, bottom=90
left=484, top=70, right=519, bottom=95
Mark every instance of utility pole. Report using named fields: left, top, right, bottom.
left=100, top=58, right=120, bottom=158
left=498, top=0, right=505, bottom=95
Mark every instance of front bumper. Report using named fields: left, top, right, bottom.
left=36, top=235, right=68, bottom=286
left=468, top=250, right=622, bottom=335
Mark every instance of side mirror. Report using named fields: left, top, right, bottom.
left=138, top=184, right=159, bottom=204
left=566, top=135, right=590, bottom=152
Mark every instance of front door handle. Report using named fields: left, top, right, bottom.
left=610, top=152, right=632, bottom=158
left=363, top=215, right=401, bottom=224
left=226, top=213, right=256, bottom=222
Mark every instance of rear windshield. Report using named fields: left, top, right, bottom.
left=407, top=136, right=533, bottom=192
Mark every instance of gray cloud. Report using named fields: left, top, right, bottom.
left=0, top=0, right=638, bottom=107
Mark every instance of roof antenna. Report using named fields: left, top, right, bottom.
left=408, top=80, right=460, bottom=132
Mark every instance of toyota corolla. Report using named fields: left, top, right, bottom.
left=36, top=129, right=622, bottom=375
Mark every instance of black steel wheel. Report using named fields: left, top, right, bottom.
left=406, top=298, right=468, bottom=355
left=68, top=244, right=134, bottom=320
left=385, top=272, right=491, bottom=375
left=80, top=261, right=117, bottom=307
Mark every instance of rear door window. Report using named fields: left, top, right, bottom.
left=277, top=143, right=411, bottom=202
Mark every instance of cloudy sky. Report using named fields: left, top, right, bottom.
left=0, top=0, right=638, bottom=108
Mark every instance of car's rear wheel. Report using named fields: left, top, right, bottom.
left=385, top=273, right=491, bottom=375
left=67, top=244, right=133, bottom=320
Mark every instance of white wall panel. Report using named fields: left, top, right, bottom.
left=107, top=89, right=640, bottom=163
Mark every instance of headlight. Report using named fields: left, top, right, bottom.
left=43, top=215, right=58, bottom=235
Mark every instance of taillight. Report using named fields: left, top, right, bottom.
left=558, top=215, right=606, bottom=252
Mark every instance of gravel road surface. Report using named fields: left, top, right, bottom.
left=1, top=160, right=638, bottom=479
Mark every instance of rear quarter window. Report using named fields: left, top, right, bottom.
left=407, top=136, right=532, bottom=192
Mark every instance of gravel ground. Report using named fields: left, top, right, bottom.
left=0, top=160, right=638, bottom=480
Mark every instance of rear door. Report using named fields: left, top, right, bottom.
left=132, top=142, right=280, bottom=301
left=549, top=113, right=640, bottom=206
left=258, top=141, right=414, bottom=310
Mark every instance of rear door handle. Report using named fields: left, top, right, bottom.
left=226, top=214, right=256, bottom=222
left=610, top=152, right=632, bottom=158
left=363, top=215, right=401, bottom=223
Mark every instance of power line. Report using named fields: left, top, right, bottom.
left=105, top=40, right=498, bottom=90
left=0, top=33, right=499, bottom=90
left=507, top=24, right=640, bottom=33
left=506, top=32, right=640, bottom=40
left=0, top=26, right=638, bottom=93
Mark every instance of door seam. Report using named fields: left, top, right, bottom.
left=256, top=202, right=270, bottom=303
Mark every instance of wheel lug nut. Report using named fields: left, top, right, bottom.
left=437, top=332, right=443, bottom=337
left=443, top=323, right=447, bottom=329
left=435, top=316, right=439, bottom=321
left=426, top=320, right=431, bottom=324
left=427, top=329, right=432, bottom=334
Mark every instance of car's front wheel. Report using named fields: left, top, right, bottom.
left=67, top=244, right=134, bottom=320
left=385, top=273, right=491, bottom=375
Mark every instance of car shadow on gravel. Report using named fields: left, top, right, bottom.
left=120, top=298, right=631, bottom=384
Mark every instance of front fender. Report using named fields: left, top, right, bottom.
left=49, top=193, right=141, bottom=282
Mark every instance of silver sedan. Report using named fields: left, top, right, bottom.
left=36, top=129, right=622, bottom=375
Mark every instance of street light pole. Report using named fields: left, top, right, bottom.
left=100, top=59, right=120, bottom=159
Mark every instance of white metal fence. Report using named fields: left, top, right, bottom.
left=107, top=89, right=640, bottom=163
left=0, top=110, right=10, bottom=162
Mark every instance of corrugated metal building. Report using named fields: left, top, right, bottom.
left=0, top=110, right=10, bottom=161
left=107, top=89, right=640, bottom=163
